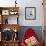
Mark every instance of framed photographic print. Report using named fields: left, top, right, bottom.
left=2, top=10, right=9, bottom=15
left=25, top=7, right=36, bottom=20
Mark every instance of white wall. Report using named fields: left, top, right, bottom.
left=0, top=0, right=44, bottom=26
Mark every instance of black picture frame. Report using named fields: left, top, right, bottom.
left=25, top=7, right=36, bottom=20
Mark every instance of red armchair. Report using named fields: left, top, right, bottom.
left=21, top=28, right=41, bottom=46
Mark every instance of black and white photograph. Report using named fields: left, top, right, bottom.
left=25, top=7, right=36, bottom=20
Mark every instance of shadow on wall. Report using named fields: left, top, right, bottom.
left=18, top=26, right=44, bottom=44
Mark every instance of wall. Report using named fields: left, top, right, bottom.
left=0, top=0, right=44, bottom=26
left=18, top=0, right=44, bottom=26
